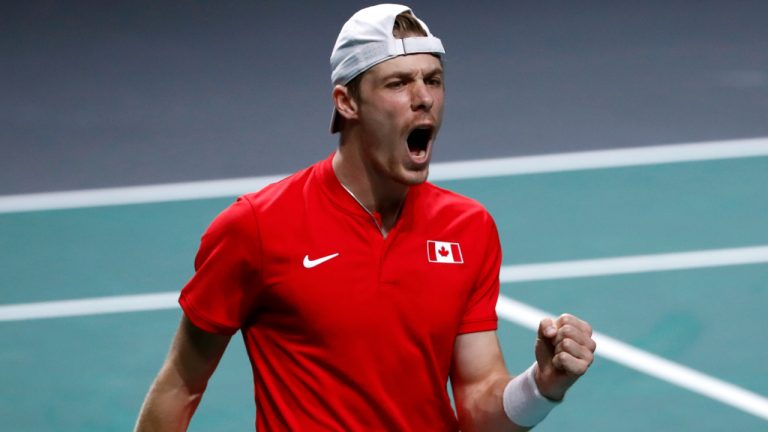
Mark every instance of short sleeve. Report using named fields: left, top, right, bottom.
left=457, top=212, right=501, bottom=334
left=179, top=196, right=262, bottom=335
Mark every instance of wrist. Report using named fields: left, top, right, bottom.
left=502, top=363, right=561, bottom=427
left=533, top=363, right=566, bottom=401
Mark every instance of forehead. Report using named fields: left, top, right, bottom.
left=364, top=54, right=443, bottom=80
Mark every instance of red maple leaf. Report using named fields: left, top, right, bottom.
left=438, top=246, right=449, bottom=257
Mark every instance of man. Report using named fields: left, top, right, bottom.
left=135, top=4, right=596, bottom=431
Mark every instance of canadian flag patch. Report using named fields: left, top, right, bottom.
left=427, top=241, right=464, bottom=264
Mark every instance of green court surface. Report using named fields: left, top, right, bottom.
left=1, top=156, right=766, bottom=430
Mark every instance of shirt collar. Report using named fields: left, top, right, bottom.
left=315, top=151, right=421, bottom=233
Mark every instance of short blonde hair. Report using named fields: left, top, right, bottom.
left=392, top=11, right=428, bottom=39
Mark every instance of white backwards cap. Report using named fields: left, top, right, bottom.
left=329, top=4, right=445, bottom=133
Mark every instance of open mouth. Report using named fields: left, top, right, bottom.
left=406, top=126, right=434, bottom=160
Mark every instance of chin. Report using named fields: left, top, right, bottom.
left=399, top=167, right=430, bottom=186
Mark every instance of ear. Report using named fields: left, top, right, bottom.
left=332, top=84, right=359, bottom=122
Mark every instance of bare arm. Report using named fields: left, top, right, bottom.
left=451, top=314, right=596, bottom=431
left=451, top=331, right=529, bottom=432
left=134, top=315, right=231, bottom=432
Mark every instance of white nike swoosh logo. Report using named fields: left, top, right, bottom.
left=303, top=253, right=340, bottom=268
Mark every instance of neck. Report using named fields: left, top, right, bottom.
left=332, top=145, right=408, bottom=234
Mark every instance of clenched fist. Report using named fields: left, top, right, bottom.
left=534, top=313, right=596, bottom=401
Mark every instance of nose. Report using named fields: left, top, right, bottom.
left=410, top=80, right=434, bottom=112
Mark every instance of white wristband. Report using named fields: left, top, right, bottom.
left=502, top=363, right=560, bottom=427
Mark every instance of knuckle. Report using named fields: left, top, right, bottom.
left=560, top=338, right=575, bottom=352
left=560, top=324, right=577, bottom=337
left=556, top=325, right=579, bottom=344
left=552, top=354, right=562, bottom=368
left=558, top=351, right=576, bottom=365
left=575, top=362, right=589, bottom=375
left=562, top=357, right=589, bottom=375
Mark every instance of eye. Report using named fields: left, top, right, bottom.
left=386, top=80, right=405, bottom=89
left=426, top=76, right=443, bottom=87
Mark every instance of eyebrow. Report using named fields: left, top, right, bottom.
left=380, top=65, right=444, bottom=81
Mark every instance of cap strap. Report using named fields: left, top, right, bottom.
left=393, top=36, right=445, bottom=55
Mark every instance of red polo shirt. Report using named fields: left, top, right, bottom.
left=180, top=154, right=501, bottom=431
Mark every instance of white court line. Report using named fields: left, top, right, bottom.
left=500, top=246, right=768, bottom=282
left=430, top=136, right=768, bottom=180
left=1, top=137, right=767, bottom=214
left=0, top=292, right=179, bottom=321
left=497, top=296, right=768, bottom=422
left=0, top=175, right=287, bottom=214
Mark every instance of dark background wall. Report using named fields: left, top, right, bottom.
left=2, top=0, right=767, bottom=194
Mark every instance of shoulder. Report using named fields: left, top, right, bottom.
left=202, top=196, right=259, bottom=244
left=415, top=181, right=495, bottom=227
left=206, top=160, right=320, bottom=237
left=238, top=161, right=318, bottom=213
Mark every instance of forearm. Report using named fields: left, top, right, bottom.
left=454, top=374, right=531, bottom=432
left=134, top=366, right=205, bottom=432
left=134, top=316, right=229, bottom=432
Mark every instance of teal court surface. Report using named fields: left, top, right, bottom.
left=1, top=141, right=767, bottom=430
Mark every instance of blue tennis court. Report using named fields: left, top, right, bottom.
left=1, top=143, right=766, bottom=430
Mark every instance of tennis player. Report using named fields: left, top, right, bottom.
left=135, top=4, right=595, bottom=431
